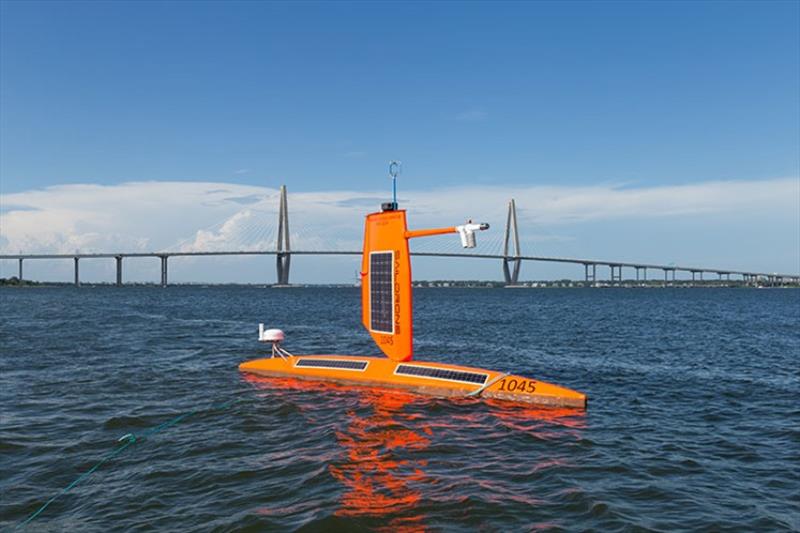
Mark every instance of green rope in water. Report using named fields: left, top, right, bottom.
left=16, top=398, right=241, bottom=529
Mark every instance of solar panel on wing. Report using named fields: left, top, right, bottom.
left=370, top=251, right=394, bottom=333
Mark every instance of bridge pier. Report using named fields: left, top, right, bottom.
left=610, top=265, right=622, bottom=283
left=502, top=258, right=522, bottom=284
left=160, top=255, right=168, bottom=287
left=502, top=199, right=522, bottom=285
left=18, top=258, right=23, bottom=281
left=663, top=268, right=669, bottom=286
left=276, top=253, right=290, bottom=285
left=584, top=263, right=596, bottom=285
left=74, top=257, right=80, bottom=287
left=115, top=256, right=123, bottom=286
left=275, top=185, right=291, bottom=285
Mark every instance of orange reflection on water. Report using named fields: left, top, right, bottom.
left=243, top=374, right=430, bottom=531
left=242, top=372, right=349, bottom=395
left=329, top=388, right=431, bottom=532
left=243, top=374, right=587, bottom=532
left=485, top=398, right=587, bottom=437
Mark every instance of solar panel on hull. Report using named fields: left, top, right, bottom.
left=395, top=364, right=488, bottom=385
left=370, top=251, right=394, bottom=333
left=295, top=359, right=368, bottom=371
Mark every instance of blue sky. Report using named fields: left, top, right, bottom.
left=0, top=1, right=798, bottom=282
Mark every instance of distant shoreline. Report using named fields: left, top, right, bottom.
left=2, top=278, right=797, bottom=289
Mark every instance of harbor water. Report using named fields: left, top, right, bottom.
left=1, top=287, right=798, bottom=531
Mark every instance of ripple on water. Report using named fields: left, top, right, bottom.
left=0, top=287, right=798, bottom=531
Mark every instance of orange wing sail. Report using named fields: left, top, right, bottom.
left=361, top=209, right=414, bottom=362
left=361, top=205, right=485, bottom=361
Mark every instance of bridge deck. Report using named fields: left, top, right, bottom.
left=0, top=250, right=797, bottom=280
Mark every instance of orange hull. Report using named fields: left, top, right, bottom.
left=239, top=355, right=586, bottom=408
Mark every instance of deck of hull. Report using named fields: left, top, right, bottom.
left=239, top=355, right=586, bottom=408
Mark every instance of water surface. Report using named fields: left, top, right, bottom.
left=1, top=287, right=798, bottom=531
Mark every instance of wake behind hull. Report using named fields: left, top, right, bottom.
left=239, top=355, right=586, bottom=408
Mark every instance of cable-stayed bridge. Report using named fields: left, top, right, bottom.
left=2, top=186, right=798, bottom=286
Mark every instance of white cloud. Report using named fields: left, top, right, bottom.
left=178, top=209, right=275, bottom=252
left=0, top=181, right=277, bottom=254
left=0, top=177, right=797, bottom=280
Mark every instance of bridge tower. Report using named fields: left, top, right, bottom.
left=275, top=185, right=291, bottom=285
left=503, top=199, right=522, bottom=285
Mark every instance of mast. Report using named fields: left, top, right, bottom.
left=360, top=163, right=489, bottom=361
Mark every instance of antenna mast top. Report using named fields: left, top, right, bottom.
left=384, top=160, right=402, bottom=211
